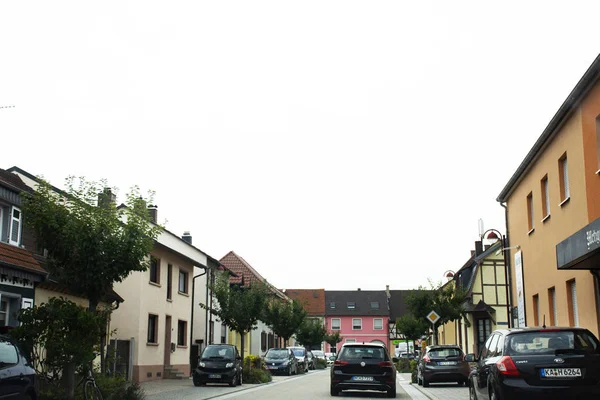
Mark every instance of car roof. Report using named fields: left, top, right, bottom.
left=493, top=327, right=592, bottom=336
left=341, top=343, right=386, bottom=348
left=426, top=344, right=461, bottom=349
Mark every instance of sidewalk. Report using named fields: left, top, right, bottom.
left=397, top=373, right=432, bottom=400
left=141, top=377, right=253, bottom=399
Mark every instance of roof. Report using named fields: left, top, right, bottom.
left=219, top=251, right=288, bottom=300
left=283, top=289, right=325, bottom=315
left=454, top=241, right=503, bottom=293
left=0, top=168, right=31, bottom=193
left=388, top=290, right=425, bottom=320
left=0, top=242, right=47, bottom=275
left=464, top=299, right=496, bottom=313
left=37, top=280, right=124, bottom=304
left=497, top=53, right=600, bottom=202
left=324, top=290, right=389, bottom=316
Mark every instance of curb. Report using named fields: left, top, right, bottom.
left=412, top=383, right=437, bottom=400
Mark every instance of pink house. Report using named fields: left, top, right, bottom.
left=324, top=290, right=389, bottom=353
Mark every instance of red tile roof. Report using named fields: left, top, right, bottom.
left=37, top=281, right=124, bottom=304
left=219, top=251, right=288, bottom=300
left=283, top=289, right=325, bottom=316
left=0, top=242, right=47, bottom=275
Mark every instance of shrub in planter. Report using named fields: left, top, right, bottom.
left=315, top=359, right=328, bottom=369
left=395, top=358, right=411, bottom=373
left=243, top=365, right=272, bottom=384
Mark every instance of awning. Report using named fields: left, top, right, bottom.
left=556, top=217, right=600, bottom=270
left=464, top=300, right=496, bottom=324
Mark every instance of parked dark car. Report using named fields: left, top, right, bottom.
left=330, top=342, right=397, bottom=397
left=0, top=335, right=37, bottom=400
left=288, top=346, right=310, bottom=373
left=417, top=344, right=470, bottom=387
left=193, top=344, right=242, bottom=387
left=307, top=350, right=316, bottom=370
left=467, top=327, right=600, bottom=400
left=264, top=348, right=299, bottom=375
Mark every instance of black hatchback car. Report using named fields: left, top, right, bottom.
left=193, top=344, right=243, bottom=387
left=417, top=344, right=470, bottom=387
left=0, top=335, right=37, bottom=399
left=330, top=342, right=397, bottom=398
left=467, top=327, right=600, bottom=400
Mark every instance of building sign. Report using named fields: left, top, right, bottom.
left=556, top=217, right=600, bottom=270
left=514, top=251, right=526, bottom=327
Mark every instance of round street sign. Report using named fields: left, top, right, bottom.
left=426, top=310, right=440, bottom=324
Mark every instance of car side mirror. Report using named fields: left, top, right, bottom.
left=465, top=354, right=476, bottom=362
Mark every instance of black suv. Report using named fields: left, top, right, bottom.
left=193, top=344, right=243, bottom=387
left=330, top=342, right=397, bottom=398
left=0, top=335, right=37, bottom=399
left=467, top=327, right=600, bottom=399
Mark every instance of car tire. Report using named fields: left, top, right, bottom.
left=423, top=376, right=430, bottom=387
left=469, top=381, right=478, bottom=400
left=238, top=371, right=243, bottom=386
left=330, top=385, right=339, bottom=396
left=489, top=386, right=499, bottom=400
left=229, top=374, right=236, bottom=387
left=387, top=386, right=396, bottom=398
left=192, top=374, right=202, bottom=387
left=287, top=366, right=292, bottom=376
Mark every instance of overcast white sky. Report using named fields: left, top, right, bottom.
left=2, top=1, right=599, bottom=291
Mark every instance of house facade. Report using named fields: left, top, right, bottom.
left=497, top=53, right=600, bottom=337
left=283, top=288, right=326, bottom=350
left=0, top=169, right=47, bottom=331
left=217, top=251, right=288, bottom=358
left=324, top=290, right=389, bottom=353
left=387, top=288, right=420, bottom=356
left=438, top=240, right=509, bottom=355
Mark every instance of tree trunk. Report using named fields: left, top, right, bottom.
left=63, top=361, right=76, bottom=400
left=240, top=332, right=246, bottom=366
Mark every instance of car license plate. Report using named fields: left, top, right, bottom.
left=541, top=368, right=582, bottom=378
left=208, top=374, right=221, bottom=379
left=352, top=376, right=374, bottom=381
left=439, top=361, right=457, bottom=366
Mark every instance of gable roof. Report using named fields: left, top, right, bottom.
left=0, top=168, right=31, bottom=194
left=219, top=251, right=288, bottom=300
left=0, top=242, right=47, bottom=276
left=455, top=241, right=503, bottom=294
left=497, top=53, right=600, bottom=202
left=388, top=290, right=426, bottom=320
left=324, top=290, right=389, bottom=316
left=283, top=289, right=325, bottom=315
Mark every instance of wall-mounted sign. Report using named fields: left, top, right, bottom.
left=514, top=251, right=526, bottom=327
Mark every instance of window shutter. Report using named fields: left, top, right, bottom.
left=571, top=281, right=579, bottom=326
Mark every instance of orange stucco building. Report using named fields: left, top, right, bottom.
left=497, top=54, right=600, bottom=338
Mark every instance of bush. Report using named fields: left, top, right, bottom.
left=243, top=365, right=272, bottom=384
left=37, top=374, right=145, bottom=400
left=395, top=357, right=411, bottom=373
left=244, top=355, right=263, bottom=369
left=315, top=358, right=328, bottom=369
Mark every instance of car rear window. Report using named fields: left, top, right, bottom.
left=338, top=346, right=385, bottom=361
left=506, top=331, right=599, bottom=356
left=291, top=348, right=305, bottom=356
left=428, top=348, right=463, bottom=358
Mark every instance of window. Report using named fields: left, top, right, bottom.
left=548, top=287, right=557, bottom=326
left=370, top=302, right=379, bottom=309
left=178, top=269, right=188, bottom=294
left=331, top=318, right=341, bottom=330
left=352, top=318, right=362, bottom=330
left=149, top=257, right=160, bottom=284
left=373, top=318, right=383, bottom=330
left=8, top=207, right=21, bottom=246
left=221, top=325, right=227, bottom=344
left=533, top=294, right=540, bottom=326
left=541, top=175, right=550, bottom=219
left=0, top=339, right=18, bottom=366
left=177, top=320, right=187, bottom=346
left=347, top=302, right=355, bottom=309
left=329, top=302, right=336, bottom=309
left=261, top=331, right=267, bottom=351
left=0, top=299, right=8, bottom=327
left=527, top=192, right=534, bottom=232
left=596, top=115, right=600, bottom=172
left=345, top=339, right=356, bottom=344
left=559, top=153, right=570, bottom=203
left=567, top=280, right=579, bottom=326
left=167, top=264, right=173, bottom=300
left=147, top=314, right=158, bottom=344
left=209, top=321, right=214, bottom=343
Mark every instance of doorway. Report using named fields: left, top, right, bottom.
left=164, top=316, right=172, bottom=366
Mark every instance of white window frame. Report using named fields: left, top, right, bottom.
left=9, top=206, right=22, bottom=246
left=542, top=176, right=550, bottom=218
left=0, top=295, right=9, bottom=327
left=352, top=318, right=362, bottom=330
left=0, top=207, right=4, bottom=239
left=549, top=288, right=557, bottom=326
left=331, top=318, right=341, bottom=330
left=571, top=280, right=579, bottom=326
left=178, top=269, right=188, bottom=293
left=562, top=157, right=570, bottom=199
left=373, top=318, right=383, bottom=330
left=347, top=302, right=355, bottom=309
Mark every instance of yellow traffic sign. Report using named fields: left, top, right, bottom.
left=426, top=310, right=440, bottom=324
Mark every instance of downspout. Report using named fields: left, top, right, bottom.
left=501, top=202, right=514, bottom=328
left=591, top=270, right=600, bottom=337
left=205, top=267, right=210, bottom=347
left=190, top=266, right=208, bottom=372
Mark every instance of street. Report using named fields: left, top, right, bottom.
left=144, top=369, right=418, bottom=400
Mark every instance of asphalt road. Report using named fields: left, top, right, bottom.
left=146, top=369, right=414, bottom=400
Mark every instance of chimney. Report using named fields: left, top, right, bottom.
left=385, top=285, right=390, bottom=298
left=182, top=231, right=192, bottom=245
left=474, top=240, right=483, bottom=256
left=357, top=288, right=361, bottom=291
left=98, top=188, right=116, bottom=209
left=148, top=205, right=158, bottom=224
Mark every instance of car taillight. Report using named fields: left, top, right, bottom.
left=378, top=361, right=393, bottom=367
left=423, top=355, right=431, bottom=363
left=496, top=356, right=519, bottom=376
left=334, top=360, right=349, bottom=366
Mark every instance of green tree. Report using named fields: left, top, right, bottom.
left=263, top=299, right=307, bottom=347
left=22, top=177, right=161, bottom=311
left=10, top=298, right=108, bottom=398
left=395, top=314, right=429, bottom=355
left=202, top=272, right=269, bottom=358
left=295, top=319, right=327, bottom=349
left=324, top=331, right=343, bottom=353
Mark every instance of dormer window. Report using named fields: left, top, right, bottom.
left=329, top=302, right=336, bottom=309
left=370, top=302, right=379, bottom=309
left=9, top=207, right=22, bottom=246
left=347, top=302, right=355, bottom=309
